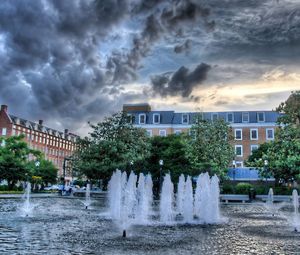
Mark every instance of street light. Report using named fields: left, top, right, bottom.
left=264, top=159, right=269, bottom=183
left=159, top=159, right=163, bottom=193
left=232, top=160, right=236, bottom=181
left=130, top=161, right=134, bottom=173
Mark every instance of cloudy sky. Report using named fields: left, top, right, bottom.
left=0, top=0, right=300, bottom=135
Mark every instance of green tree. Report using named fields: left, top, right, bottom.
left=142, top=134, right=192, bottom=184
left=0, top=135, right=39, bottom=189
left=276, top=90, right=300, bottom=126
left=27, top=158, right=58, bottom=187
left=246, top=91, right=300, bottom=183
left=186, top=115, right=234, bottom=179
left=73, top=111, right=150, bottom=185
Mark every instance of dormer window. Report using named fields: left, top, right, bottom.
left=153, top=113, right=160, bottom=124
left=242, top=112, right=249, bottom=123
left=257, top=112, right=265, bottom=122
left=227, top=113, right=234, bottom=123
left=182, top=114, right=189, bottom=124
left=139, top=114, right=146, bottom=124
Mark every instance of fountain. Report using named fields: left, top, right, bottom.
left=194, top=173, right=211, bottom=223
left=292, top=189, right=299, bottom=232
left=136, top=173, right=153, bottom=224
left=108, top=170, right=223, bottom=232
left=160, top=173, right=174, bottom=224
left=21, top=182, right=33, bottom=217
left=265, top=188, right=275, bottom=216
left=183, top=175, right=193, bottom=223
left=176, top=174, right=185, bottom=215
left=84, top=183, right=91, bottom=209
left=108, top=170, right=154, bottom=236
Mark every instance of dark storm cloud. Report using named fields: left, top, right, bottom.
left=151, top=63, right=211, bottom=97
left=107, top=0, right=214, bottom=86
left=0, top=0, right=131, bottom=132
left=1, top=0, right=299, bottom=135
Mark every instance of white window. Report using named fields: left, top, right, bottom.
left=242, top=112, right=249, bottom=123
left=2, top=128, right=7, bottom=136
left=250, top=128, right=258, bottom=140
left=139, top=114, right=146, bottom=124
left=234, top=129, right=242, bottom=140
left=257, top=112, right=265, bottom=122
left=153, top=114, right=160, bottom=124
left=12, top=129, right=16, bottom=135
left=182, top=114, right=189, bottom=124
left=211, top=113, right=218, bottom=121
left=235, top=145, right=243, bottom=157
left=226, top=113, right=234, bottom=123
left=159, top=130, right=167, bottom=137
left=174, top=130, right=181, bottom=135
left=146, top=130, right=152, bottom=137
left=266, top=128, right=274, bottom=140
left=1, top=140, right=6, bottom=147
left=250, top=145, right=259, bottom=154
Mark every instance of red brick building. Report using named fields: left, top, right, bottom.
left=0, top=105, right=79, bottom=180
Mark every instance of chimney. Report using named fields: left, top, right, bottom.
left=39, top=120, right=43, bottom=125
left=1, top=105, right=8, bottom=112
left=64, top=129, right=69, bottom=134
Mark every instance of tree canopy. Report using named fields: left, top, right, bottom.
left=186, top=115, right=234, bottom=179
left=73, top=111, right=150, bottom=183
left=246, top=91, right=300, bottom=183
left=0, top=135, right=58, bottom=189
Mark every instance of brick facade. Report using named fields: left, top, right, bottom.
left=0, top=105, right=79, bottom=180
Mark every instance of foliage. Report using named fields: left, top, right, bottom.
left=276, top=90, right=300, bottom=125
left=141, top=134, right=192, bottom=185
left=186, top=115, right=235, bottom=179
left=73, top=111, right=150, bottom=184
left=246, top=91, right=300, bottom=184
left=235, top=182, right=253, bottom=194
left=27, top=159, right=58, bottom=186
left=0, top=135, right=40, bottom=189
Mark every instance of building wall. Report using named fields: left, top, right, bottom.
left=128, top=105, right=278, bottom=167
left=0, top=105, right=78, bottom=180
left=0, top=105, right=13, bottom=137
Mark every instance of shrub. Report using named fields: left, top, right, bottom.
left=221, top=183, right=235, bottom=194
left=235, top=182, right=253, bottom=194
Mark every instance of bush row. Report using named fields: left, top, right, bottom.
left=221, top=182, right=298, bottom=195
left=0, top=185, right=23, bottom=191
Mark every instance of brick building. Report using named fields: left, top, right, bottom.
left=0, top=105, right=79, bottom=180
left=123, top=103, right=280, bottom=167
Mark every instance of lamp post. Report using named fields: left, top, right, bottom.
left=232, top=160, right=236, bottom=181
left=130, top=160, right=134, bottom=173
left=264, top=159, right=269, bottom=183
left=159, top=159, right=163, bottom=193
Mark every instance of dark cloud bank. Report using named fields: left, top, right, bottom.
left=0, top=0, right=299, bottom=134
left=0, top=0, right=213, bottom=134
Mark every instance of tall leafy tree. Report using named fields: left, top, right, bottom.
left=73, top=111, right=150, bottom=185
left=246, top=91, right=300, bottom=183
left=142, top=134, right=192, bottom=184
left=27, top=158, right=58, bottom=187
left=0, top=135, right=40, bottom=189
left=186, top=115, right=234, bottom=179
